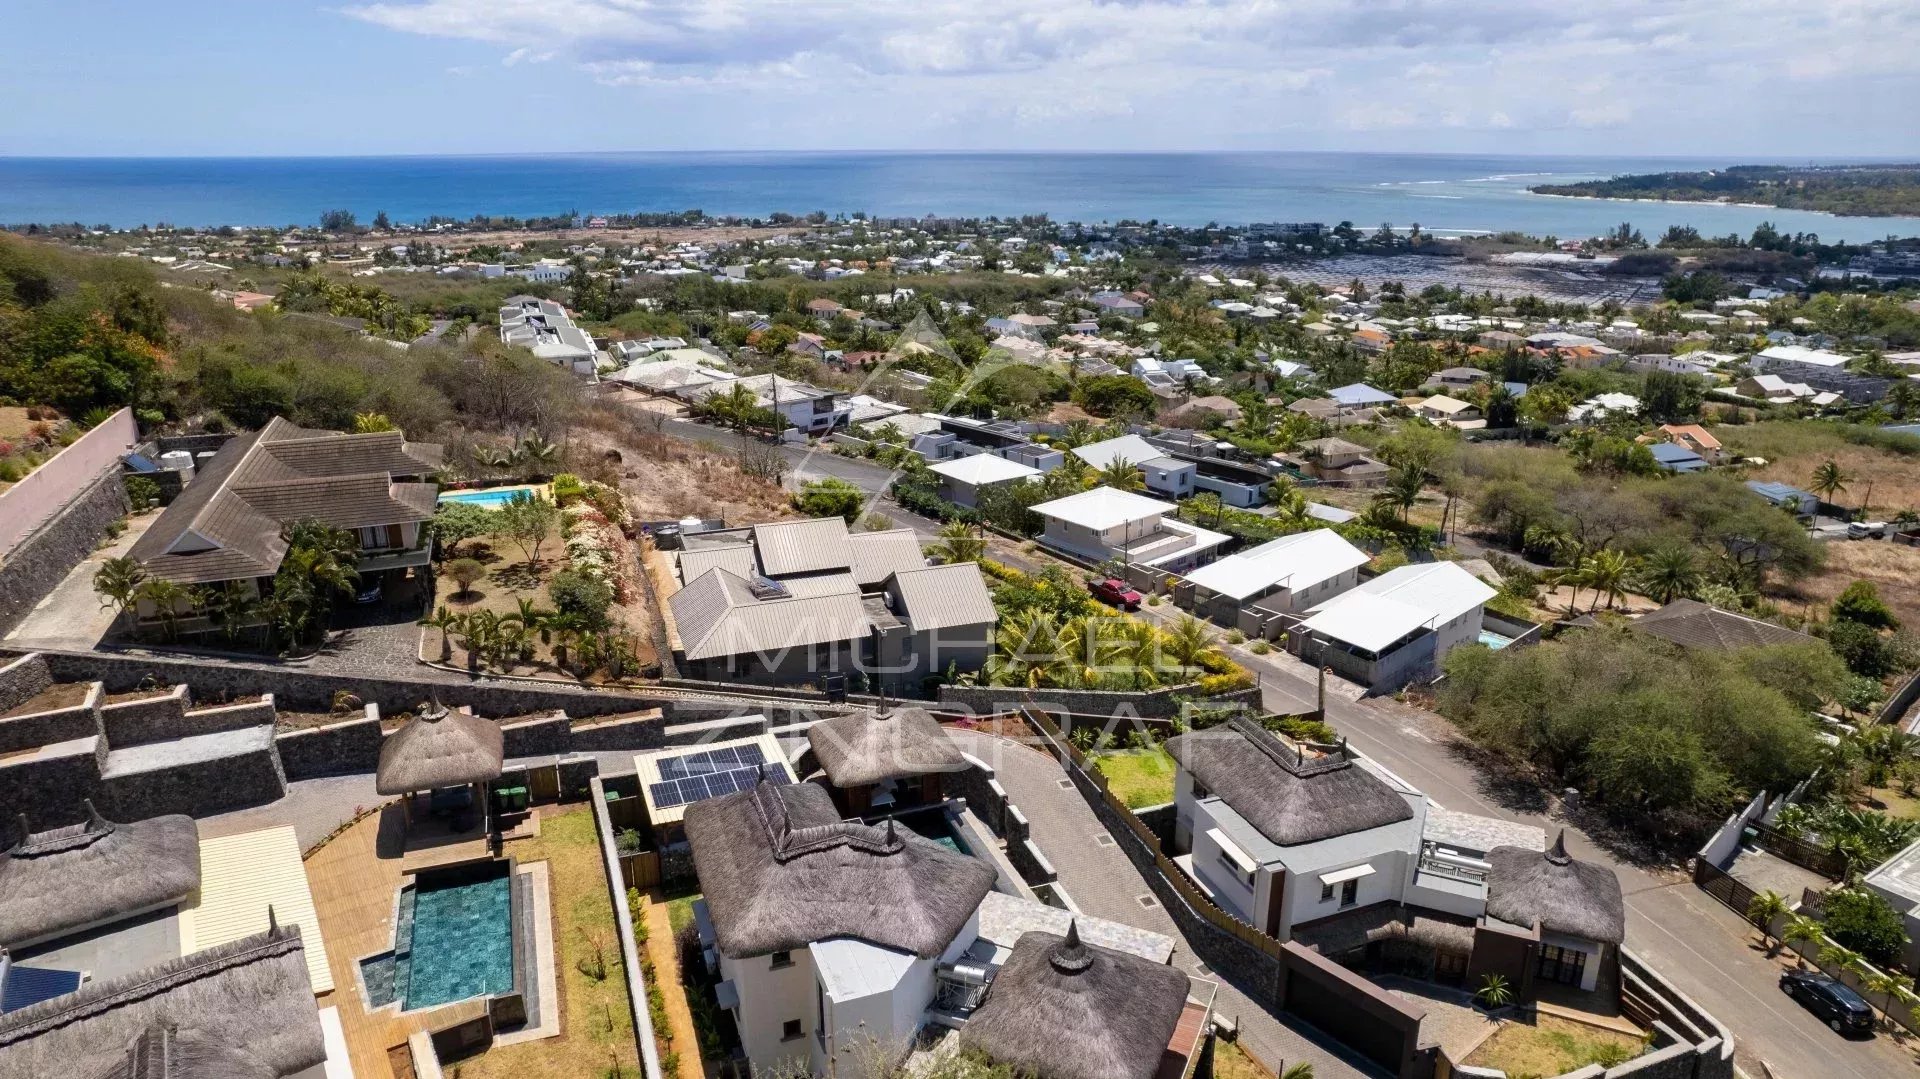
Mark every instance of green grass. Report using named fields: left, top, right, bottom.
left=1094, top=746, right=1178, bottom=809
left=665, top=892, right=701, bottom=937
left=1465, top=1015, right=1643, bottom=1078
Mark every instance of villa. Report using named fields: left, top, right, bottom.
left=663, top=517, right=995, bottom=691
left=125, top=417, right=442, bottom=634
left=1031, top=486, right=1229, bottom=572
left=925, top=453, right=1042, bottom=508
left=499, top=296, right=599, bottom=375
left=1292, top=562, right=1496, bottom=692
left=1181, top=528, right=1369, bottom=626
left=1072, top=434, right=1194, bottom=499
left=1288, top=437, right=1390, bottom=486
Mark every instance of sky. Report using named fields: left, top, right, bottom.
left=5, top=0, right=1918, bottom=157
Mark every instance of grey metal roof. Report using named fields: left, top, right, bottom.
left=0, top=804, right=201, bottom=949
left=751, top=518, right=854, bottom=577
left=846, top=529, right=926, bottom=589
left=676, top=543, right=759, bottom=584
left=670, top=568, right=873, bottom=661
left=889, top=564, right=995, bottom=633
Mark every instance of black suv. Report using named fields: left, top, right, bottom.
left=1780, top=970, right=1874, bottom=1036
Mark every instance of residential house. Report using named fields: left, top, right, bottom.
left=912, top=415, right=1066, bottom=471
left=1091, top=293, right=1146, bottom=319
left=1745, top=480, right=1820, bottom=522
left=1567, top=393, right=1640, bottom=423
left=1031, top=486, right=1229, bottom=572
left=1182, top=453, right=1274, bottom=508
left=1327, top=383, right=1398, bottom=412
left=1290, top=437, right=1390, bottom=486
left=1424, top=367, right=1490, bottom=390
left=1412, top=395, right=1483, bottom=429
left=126, top=418, right=441, bottom=633
left=1624, top=598, right=1813, bottom=652
left=926, top=453, right=1041, bottom=508
left=805, top=297, right=845, bottom=319
left=1659, top=424, right=1724, bottom=463
left=1181, top=529, right=1369, bottom=626
left=1862, top=837, right=1920, bottom=972
left=683, top=374, right=853, bottom=434
left=1648, top=442, right=1707, bottom=473
left=499, top=297, right=600, bottom=375
left=1285, top=397, right=1342, bottom=423
left=665, top=518, right=994, bottom=691
left=1165, top=395, right=1244, bottom=427
left=1293, top=562, right=1496, bottom=692
left=789, top=332, right=829, bottom=359
left=1073, top=434, right=1194, bottom=499
left=1477, top=330, right=1525, bottom=351
left=1734, top=374, right=1843, bottom=407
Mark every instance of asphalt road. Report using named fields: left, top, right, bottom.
left=1237, top=654, right=1916, bottom=1079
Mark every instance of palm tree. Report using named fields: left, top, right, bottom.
left=1745, top=890, right=1789, bottom=955
left=1637, top=545, right=1700, bottom=604
left=1810, top=459, right=1851, bottom=515
left=986, top=611, right=1069, bottom=688
left=196, top=581, right=260, bottom=646
left=1579, top=548, right=1636, bottom=612
left=1097, top=456, right=1145, bottom=492
left=1473, top=973, right=1513, bottom=1009
left=1373, top=463, right=1423, bottom=523
left=423, top=605, right=457, bottom=662
left=1855, top=725, right=1919, bottom=806
left=1817, top=941, right=1863, bottom=978
left=1161, top=615, right=1221, bottom=672
left=512, top=433, right=561, bottom=478
left=133, top=578, right=191, bottom=642
left=1051, top=453, right=1095, bottom=492
left=1279, top=1065, right=1315, bottom=1079
left=93, top=556, right=147, bottom=634
left=930, top=520, right=986, bottom=565
left=1782, top=914, right=1824, bottom=969
left=1893, top=508, right=1920, bottom=537
left=1863, top=969, right=1916, bottom=1032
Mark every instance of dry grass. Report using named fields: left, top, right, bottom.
left=581, top=396, right=795, bottom=523
left=454, top=806, right=641, bottom=1079
left=1721, top=422, right=1920, bottom=519
left=1210, top=1038, right=1275, bottom=1079
left=1774, top=540, right=1920, bottom=627
left=1464, top=1014, right=1643, bottom=1077
left=437, top=544, right=659, bottom=677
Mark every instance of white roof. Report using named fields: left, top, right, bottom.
left=181, top=826, right=333, bottom=993
left=1032, top=486, right=1173, bottom=530
left=927, top=454, right=1042, bottom=485
left=1303, top=561, right=1494, bottom=652
left=1759, top=344, right=1848, bottom=368
left=1182, top=529, right=1368, bottom=602
left=1419, top=394, right=1474, bottom=415
left=1072, top=434, right=1179, bottom=471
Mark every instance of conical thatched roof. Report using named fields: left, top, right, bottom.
left=0, top=924, right=325, bottom=1079
left=1165, top=716, right=1412, bottom=846
left=1485, top=831, right=1626, bottom=945
left=87, top=1023, right=279, bottom=1079
left=683, top=779, right=996, bottom=959
left=0, top=803, right=201, bottom=949
left=806, top=704, right=968, bottom=788
left=375, top=704, right=504, bottom=795
left=960, top=923, right=1191, bottom=1079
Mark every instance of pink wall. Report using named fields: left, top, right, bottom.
left=0, top=408, right=137, bottom=558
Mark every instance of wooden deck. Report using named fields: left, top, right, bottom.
left=306, top=803, right=497, bottom=1079
left=1155, top=1000, right=1210, bottom=1079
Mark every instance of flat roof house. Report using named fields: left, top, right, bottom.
left=1294, top=562, right=1495, bottom=692
left=925, top=453, right=1041, bottom=508
left=1073, top=434, right=1194, bottom=500
left=1031, top=487, right=1228, bottom=573
left=499, top=297, right=599, bottom=376
left=666, top=518, right=995, bottom=691
left=126, top=417, right=441, bottom=634
left=912, top=415, right=1066, bottom=472
left=1181, top=529, right=1368, bottom=626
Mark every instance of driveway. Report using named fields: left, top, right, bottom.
left=5, top=510, right=156, bottom=650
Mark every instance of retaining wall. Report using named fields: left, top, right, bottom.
left=0, top=653, right=54, bottom=712
left=101, top=741, right=287, bottom=821
left=0, top=468, right=131, bottom=635
left=0, top=683, right=103, bottom=753
left=276, top=712, right=385, bottom=780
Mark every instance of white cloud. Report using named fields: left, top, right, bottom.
left=338, top=0, right=1920, bottom=150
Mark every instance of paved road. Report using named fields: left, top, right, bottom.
left=1227, top=646, right=1917, bottom=1079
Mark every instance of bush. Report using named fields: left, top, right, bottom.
left=1828, top=619, right=1899, bottom=679
left=792, top=477, right=866, bottom=522
left=1821, top=888, right=1909, bottom=969
left=446, top=557, right=485, bottom=596
left=1832, top=580, right=1900, bottom=631
left=549, top=567, right=615, bottom=630
left=550, top=472, right=587, bottom=506
left=123, top=474, right=160, bottom=509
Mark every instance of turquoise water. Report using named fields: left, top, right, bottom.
left=359, top=869, right=513, bottom=1011
left=1477, top=630, right=1514, bottom=650
left=438, top=488, right=522, bottom=510
left=3, top=153, right=1916, bottom=241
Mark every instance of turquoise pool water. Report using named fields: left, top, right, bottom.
left=1477, top=629, right=1515, bottom=650
left=438, top=488, right=526, bottom=509
left=360, top=866, right=514, bottom=1011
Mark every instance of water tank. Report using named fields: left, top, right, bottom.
left=158, top=450, right=196, bottom=485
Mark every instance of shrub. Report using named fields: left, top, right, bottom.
left=123, top=474, right=161, bottom=509
left=446, top=558, right=485, bottom=596
left=1828, top=619, right=1899, bottom=679
left=1821, top=888, right=1909, bottom=969
left=1832, top=580, right=1900, bottom=631
left=1249, top=640, right=1271, bottom=654
left=792, top=477, right=866, bottom=522
left=550, top=568, right=616, bottom=630
left=550, top=472, right=588, bottom=506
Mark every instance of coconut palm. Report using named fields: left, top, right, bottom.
left=930, top=520, right=987, bottom=565
left=1097, top=456, right=1145, bottom=492
left=1579, top=547, right=1636, bottom=612
left=93, top=556, right=147, bottom=633
left=1372, top=463, right=1424, bottom=523
left=1817, top=941, right=1864, bottom=978
left=1809, top=459, right=1851, bottom=513
left=1745, top=890, right=1789, bottom=955
left=1051, top=453, right=1095, bottom=492
left=1782, top=914, right=1824, bottom=969
left=1637, top=545, right=1700, bottom=604
left=986, top=610, right=1069, bottom=688
left=512, top=433, right=561, bottom=477
left=133, top=577, right=191, bottom=641
left=1863, top=969, right=1916, bottom=1032
left=1279, top=1065, right=1315, bottom=1079
left=1161, top=614, right=1221, bottom=671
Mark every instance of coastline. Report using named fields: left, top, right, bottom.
left=1524, top=188, right=1917, bottom=221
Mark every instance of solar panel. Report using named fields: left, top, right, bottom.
left=737, top=744, right=767, bottom=766
left=649, top=747, right=791, bottom=811
left=709, top=746, right=740, bottom=767
left=658, top=758, right=686, bottom=781
left=649, top=781, right=683, bottom=809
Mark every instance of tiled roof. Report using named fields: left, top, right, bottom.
left=1630, top=599, right=1811, bottom=652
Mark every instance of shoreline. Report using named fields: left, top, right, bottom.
left=1524, top=189, right=1920, bottom=221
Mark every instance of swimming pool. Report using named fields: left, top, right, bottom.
left=893, top=806, right=972, bottom=856
left=437, top=487, right=531, bottom=510
left=1477, top=629, right=1515, bottom=650
left=361, top=862, right=515, bottom=1011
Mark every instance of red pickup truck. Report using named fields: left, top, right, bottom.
left=1088, top=577, right=1143, bottom=610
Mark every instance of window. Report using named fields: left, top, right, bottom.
left=1215, top=852, right=1253, bottom=889
left=781, top=1019, right=804, bottom=1042
left=1536, top=944, right=1588, bottom=986
left=1340, top=879, right=1359, bottom=907
left=771, top=951, right=793, bottom=970
left=1320, top=881, right=1335, bottom=902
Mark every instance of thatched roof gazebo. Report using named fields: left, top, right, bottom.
left=683, top=779, right=995, bottom=960
left=0, top=802, right=201, bottom=949
left=375, top=703, right=504, bottom=797
left=806, top=703, right=967, bottom=810
left=959, top=922, right=1191, bottom=1079
left=1485, top=831, right=1626, bottom=945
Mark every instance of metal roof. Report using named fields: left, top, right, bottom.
left=926, top=454, right=1042, bottom=485
left=890, top=563, right=996, bottom=632
left=846, top=529, right=927, bottom=588
left=751, top=518, right=854, bottom=577
left=1181, top=529, right=1368, bottom=602
left=179, top=826, right=332, bottom=994
left=1032, top=486, right=1173, bottom=531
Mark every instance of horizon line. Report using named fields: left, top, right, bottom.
left=6, top=149, right=1919, bottom=164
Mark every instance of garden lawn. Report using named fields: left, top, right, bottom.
left=1095, top=746, right=1178, bottom=809
left=454, top=806, right=641, bottom=1079
left=1210, top=1038, right=1274, bottom=1079
left=1463, top=1015, right=1642, bottom=1077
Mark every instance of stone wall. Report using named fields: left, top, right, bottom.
left=99, top=686, right=190, bottom=746
left=276, top=713, right=385, bottom=780
left=501, top=712, right=572, bottom=758
left=101, top=743, right=287, bottom=821
left=0, top=684, right=104, bottom=754
left=936, top=681, right=1260, bottom=718
left=0, top=468, right=130, bottom=636
left=0, top=748, right=105, bottom=842
left=0, top=653, right=53, bottom=712
left=569, top=714, right=668, bottom=753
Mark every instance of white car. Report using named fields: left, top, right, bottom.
left=1847, top=521, right=1888, bottom=539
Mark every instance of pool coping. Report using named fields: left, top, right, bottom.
left=494, top=860, right=560, bottom=1045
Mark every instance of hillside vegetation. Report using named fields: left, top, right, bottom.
left=1532, top=164, right=1920, bottom=217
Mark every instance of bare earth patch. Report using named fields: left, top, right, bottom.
left=1774, top=540, right=1920, bottom=627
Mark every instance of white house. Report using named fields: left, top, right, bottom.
left=926, top=453, right=1041, bottom=508
left=1032, top=486, right=1228, bottom=572
left=1072, top=434, right=1194, bottom=499
left=1180, top=529, right=1368, bottom=621
left=1293, top=562, right=1496, bottom=692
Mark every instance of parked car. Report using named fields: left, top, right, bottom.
left=354, top=580, right=384, bottom=605
left=1780, top=970, right=1874, bottom=1035
left=1088, top=577, right=1143, bottom=610
left=1848, top=521, right=1888, bottom=539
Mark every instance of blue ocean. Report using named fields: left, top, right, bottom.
left=2, top=152, right=1916, bottom=242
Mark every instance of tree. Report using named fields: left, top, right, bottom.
left=352, top=411, right=396, bottom=433
left=1746, top=890, right=1789, bottom=955
left=1828, top=619, right=1898, bottom=679
left=1578, top=547, right=1635, bottom=612
left=1373, top=463, right=1424, bottom=523
left=270, top=520, right=360, bottom=647
left=446, top=558, right=486, bottom=598
left=929, top=521, right=986, bottom=565
left=498, top=491, right=561, bottom=566
left=1783, top=914, right=1825, bottom=968
left=423, top=605, right=457, bottom=662
left=1072, top=374, right=1155, bottom=418
left=1863, top=969, right=1916, bottom=1032
left=429, top=501, right=493, bottom=560
left=1096, top=456, right=1145, bottom=492
left=1821, top=888, right=1910, bottom=968
left=1189, top=491, right=1226, bottom=528
left=93, top=555, right=147, bottom=633
left=548, top=568, right=615, bottom=631
left=792, top=477, right=867, bottom=523
left=1636, top=545, right=1699, bottom=604
left=133, top=577, right=190, bottom=641
left=1161, top=615, right=1221, bottom=671
left=196, top=580, right=259, bottom=645
left=1809, top=459, right=1851, bottom=512
left=1831, top=580, right=1899, bottom=631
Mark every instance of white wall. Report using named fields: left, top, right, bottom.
left=723, top=948, right=821, bottom=1074
left=1281, top=848, right=1412, bottom=937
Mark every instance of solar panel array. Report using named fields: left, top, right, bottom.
left=649, top=743, right=787, bottom=810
